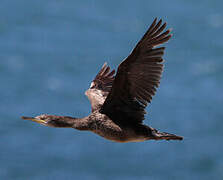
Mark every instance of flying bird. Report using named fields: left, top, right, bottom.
left=22, top=18, right=183, bottom=142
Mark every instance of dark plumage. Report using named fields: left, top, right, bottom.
left=22, top=18, right=183, bottom=143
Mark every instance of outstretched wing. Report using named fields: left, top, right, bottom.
left=85, top=63, right=115, bottom=112
left=100, top=18, right=172, bottom=124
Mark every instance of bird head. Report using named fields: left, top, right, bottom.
left=21, top=114, right=74, bottom=128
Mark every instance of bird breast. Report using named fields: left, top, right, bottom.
left=89, top=113, right=149, bottom=143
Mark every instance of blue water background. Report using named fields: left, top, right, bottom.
left=0, top=0, right=222, bottom=179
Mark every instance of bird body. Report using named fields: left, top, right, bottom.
left=22, top=18, right=183, bottom=143
left=85, top=111, right=148, bottom=143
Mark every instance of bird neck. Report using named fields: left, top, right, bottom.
left=56, top=116, right=80, bottom=127
left=49, top=115, right=89, bottom=130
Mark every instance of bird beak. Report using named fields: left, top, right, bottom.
left=21, top=116, right=46, bottom=124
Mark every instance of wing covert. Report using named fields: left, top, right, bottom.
left=85, top=63, right=115, bottom=112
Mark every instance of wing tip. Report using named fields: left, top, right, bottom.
left=103, top=62, right=108, bottom=66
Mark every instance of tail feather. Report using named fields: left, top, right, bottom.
left=151, top=128, right=183, bottom=141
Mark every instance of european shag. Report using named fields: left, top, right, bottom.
left=22, top=18, right=183, bottom=142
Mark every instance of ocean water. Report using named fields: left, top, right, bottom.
left=0, top=0, right=223, bottom=179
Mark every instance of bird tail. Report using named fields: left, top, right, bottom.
left=151, top=128, right=183, bottom=141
